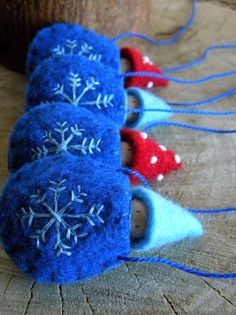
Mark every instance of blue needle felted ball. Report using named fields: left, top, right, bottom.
left=26, top=23, right=120, bottom=77
left=0, top=155, right=131, bottom=283
left=26, top=55, right=126, bottom=127
left=9, top=102, right=121, bottom=172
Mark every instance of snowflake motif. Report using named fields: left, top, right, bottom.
left=52, top=72, right=114, bottom=110
left=52, top=40, right=102, bottom=62
left=31, top=121, right=101, bottom=161
left=21, top=180, right=105, bottom=256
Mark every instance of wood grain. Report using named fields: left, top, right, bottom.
left=0, top=0, right=151, bottom=72
left=0, top=0, right=236, bottom=314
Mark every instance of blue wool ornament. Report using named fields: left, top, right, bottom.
left=9, top=102, right=121, bottom=172
left=26, top=23, right=120, bottom=77
left=26, top=55, right=126, bottom=127
left=125, top=88, right=172, bottom=129
left=131, top=187, right=203, bottom=251
left=0, top=155, right=131, bottom=283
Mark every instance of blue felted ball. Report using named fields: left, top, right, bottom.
left=0, top=155, right=131, bottom=283
left=26, top=55, right=126, bottom=127
left=26, top=23, right=120, bottom=77
left=9, top=102, right=121, bottom=172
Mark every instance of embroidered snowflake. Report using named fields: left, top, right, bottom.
left=31, top=121, right=101, bottom=161
left=52, top=40, right=102, bottom=61
left=21, top=180, right=104, bottom=256
left=52, top=72, right=114, bottom=109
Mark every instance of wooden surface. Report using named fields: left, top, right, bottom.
left=0, top=0, right=151, bottom=72
left=0, top=0, right=236, bottom=314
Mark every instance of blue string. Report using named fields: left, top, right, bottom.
left=118, top=256, right=236, bottom=279
left=126, top=108, right=236, bottom=116
left=117, top=167, right=150, bottom=189
left=169, top=88, right=236, bottom=107
left=112, top=0, right=196, bottom=45
left=121, top=71, right=236, bottom=85
left=143, top=121, right=236, bottom=134
left=188, top=207, right=236, bottom=214
left=164, top=44, right=236, bottom=73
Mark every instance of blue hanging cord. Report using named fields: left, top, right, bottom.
left=169, top=88, right=236, bottom=107
left=163, top=44, right=236, bottom=73
left=143, top=121, right=236, bottom=134
left=112, top=0, right=197, bottom=45
left=126, top=108, right=236, bottom=116
left=188, top=207, right=236, bottom=214
left=117, top=167, right=150, bottom=189
left=118, top=256, right=236, bottom=279
left=121, top=71, right=236, bottom=85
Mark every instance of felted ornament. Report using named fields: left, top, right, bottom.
left=26, top=55, right=126, bottom=127
left=131, top=187, right=203, bottom=251
left=121, top=47, right=169, bottom=89
left=120, top=128, right=182, bottom=184
left=125, top=87, right=172, bottom=129
left=0, top=155, right=131, bottom=283
left=26, top=23, right=120, bottom=77
left=8, top=102, right=121, bottom=172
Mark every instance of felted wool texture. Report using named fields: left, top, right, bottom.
left=131, top=187, right=203, bottom=251
left=0, top=155, right=131, bottom=284
left=26, top=22, right=120, bottom=77
left=121, top=128, right=182, bottom=184
left=125, top=88, right=172, bottom=129
left=121, top=47, right=169, bottom=89
left=8, top=102, right=121, bottom=172
left=26, top=55, right=126, bottom=127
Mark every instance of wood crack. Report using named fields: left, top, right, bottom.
left=81, top=287, right=95, bottom=315
left=202, top=280, right=236, bottom=308
left=59, top=285, right=65, bottom=315
left=163, top=294, right=180, bottom=315
left=23, top=281, right=36, bottom=315
left=198, top=0, right=236, bottom=11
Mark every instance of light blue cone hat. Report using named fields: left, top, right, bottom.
left=131, top=187, right=203, bottom=251
left=125, top=88, right=172, bottom=129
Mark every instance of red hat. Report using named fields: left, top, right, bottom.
left=120, top=128, right=182, bottom=184
left=120, top=46, right=169, bottom=89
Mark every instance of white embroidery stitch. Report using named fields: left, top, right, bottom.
left=52, top=72, right=114, bottom=109
left=21, top=180, right=104, bottom=256
left=31, top=121, right=101, bottom=160
left=51, top=39, right=102, bottom=61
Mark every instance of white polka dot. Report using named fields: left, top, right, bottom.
left=159, top=145, right=167, bottom=151
left=150, top=156, right=158, bottom=164
left=175, top=154, right=181, bottom=163
left=140, top=132, right=148, bottom=139
left=147, top=81, right=154, bottom=89
left=157, top=174, right=164, bottom=181
left=143, top=56, right=150, bottom=64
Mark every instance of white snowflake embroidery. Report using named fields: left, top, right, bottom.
left=21, top=180, right=104, bottom=256
left=52, top=72, right=114, bottom=110
left=52, top=39, right=102, bottom=61
left=31, top=121, right=101, bottom=161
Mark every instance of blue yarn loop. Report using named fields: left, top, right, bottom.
left=121, top=71, right=236, bottom=85
left=112, top=0, right=196, bottom=45
left=143, top=121, right=236, bottom=134
left=117, top=168, right=150, bottom=189
left=126, top=108, right=236, bottom=116
left=118, top=256, right=236, bottom=279
left=169, top=88, right=236, bottom=107
left=163, top=44, right=236, bottom=73
left=188, top=207, right=236, bottom=214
